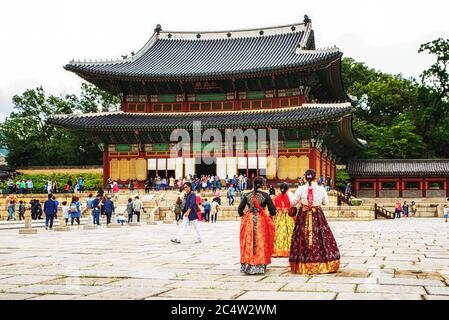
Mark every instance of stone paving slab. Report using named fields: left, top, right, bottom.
left=0, top=275, right=60, bottom=285
left=424, top=286, right=449, bottom=295
left=84, top=286, right=173, bottom=300
left=281, top=282, right=356, bottom=293
left=28, top=294, right=84, bottom=300
left=336, top=293, right=423, bottom=300
left=357, top=284, right=426, bottom=294
left=0, top=293, right=38, bottom=300
left=0, top=219, right=448, bottom=300
left=237, top=291, right=336, bottom=300
left=159, top=288, right=244, bottom=300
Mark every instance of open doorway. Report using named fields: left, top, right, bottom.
left=195, top=158, right=217, bottom=176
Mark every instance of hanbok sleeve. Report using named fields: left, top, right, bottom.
left=265, top=193, right=276, bottom=216
left=290, top=188, right=301, bottom=207
left=237, top=195, right=247, bottom=217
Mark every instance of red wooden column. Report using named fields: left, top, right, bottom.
left=102, top=147, right=109, bottom=189
left=354, top=178, right=359, bottom=197
left=309, top=148, right=317, bottom=171
left=375, top=178, right=380, bottom=198
left=423, top=178, right=427, bottom=198
left=445, top=178, right=449, bottom=198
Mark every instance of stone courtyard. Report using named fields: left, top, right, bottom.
left=0, top=218, right=449, bottom=300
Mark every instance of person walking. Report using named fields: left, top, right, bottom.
left=289, top=169, right=340, bottom=274
left=133, top=196, right=143, bottom=223
left=6, top=200, right=16, bottom=221
left=210, top=199, right=219, bottom=223
left=444, top=205, right=449, bottom=223
left=104, top=195, right=115, bottom=225
left=91, top=194, right=102, bottom=226
left=107, top=178, right=113, bottom=194
left=171, top=182, right=203, bottom=244
left=203, top=199, right=211, bottom=222
left=126, top=198, right=134, bottom=223
left=174, top=197, right=182, bottom=224
left=69, top=196, right=82, bottom=226
left=411, top=201, right=417, bottom=217
left=18, top=200, right=26, bottom=221
left=345, top=183, right=352, bottom=200
left=61, top=201, right=70, bottom=225
left=228, top=185, right=235, bottom=206
left=44, top=194, right=58, bottom=230
left=403, top=201, right=409, bottom=218
left=395, top=201, right=403, bottom=218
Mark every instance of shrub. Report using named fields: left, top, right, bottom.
left=0, top=173, right=103, bottom=194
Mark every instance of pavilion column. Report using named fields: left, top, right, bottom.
left=103, top=147, right=109, bottom=189
left=446, top=178, right=449, bottom=198
left=399, top=178, right=403, bottom=198
left=309, top=148, right=317, bottom=171
left=375, top=178, right=380, bottom=198
left=423, top=178, right=427, bottom=198
left=354, top=179, right=359, bottom=197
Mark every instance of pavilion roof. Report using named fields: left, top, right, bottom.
left=64, top=18, right=342, bottom=80
left=347, top=159, right=449, bottom=177
left=49, top=103, right=353, bottom=131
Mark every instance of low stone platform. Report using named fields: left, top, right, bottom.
left=0, top=218, right=449, bottom=300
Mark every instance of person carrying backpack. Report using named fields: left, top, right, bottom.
left=69, top=196, right=81, bottom=225
left=203, top=199, right=211, bottom=222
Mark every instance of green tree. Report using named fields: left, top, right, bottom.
left=0, top=84, right=119, bottom=168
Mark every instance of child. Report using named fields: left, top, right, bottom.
left=444, top=205, right=449, bottom=223
left=410, top=201, right=417, bottom=217
left=61, top=201, right=70, bottom=224
left=18, top=200, right=25, bottom=221
left=117, top=213, right=127, bottom=225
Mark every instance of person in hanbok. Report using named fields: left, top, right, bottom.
left=272, top=183, right=295, bottom=257
left=289, top=169, right=340, bottom=274
left=238, top=176, right=276, bottom=275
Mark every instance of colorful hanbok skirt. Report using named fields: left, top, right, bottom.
left=240, top=208, right=275, bottom=275
left=289, top=206, right=340, bottom=274
left=272, top=207, right=295, bottom=257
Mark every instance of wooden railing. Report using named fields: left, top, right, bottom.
left=374, top=204, right=395, bottom=219
left=336, top=191, right=352, bottom=206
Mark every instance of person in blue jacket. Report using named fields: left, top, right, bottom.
left=44, top=194, right=58, bottom=230
left=171, top=182, right=203, bottom=244
left=104, top=195, right=115, bottom=225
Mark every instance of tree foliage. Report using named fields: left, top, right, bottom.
left=0, top=84, right=119, bottom=168
left=342, top=37, right=449, bottom=159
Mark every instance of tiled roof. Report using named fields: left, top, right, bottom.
left=347, top=159, right=449, bottom=177
left=64, top=21, right=341, bottom=79
left=48, top=103, right=353, bottom=131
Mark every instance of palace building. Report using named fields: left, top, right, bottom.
left=50, top=15, right=365, bottom=188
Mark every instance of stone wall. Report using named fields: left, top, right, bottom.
left=403, top=190, right=422, bottom=198
left=357, top=190, right=376, bottom=198
left=427, top=190, right=446, bottom=198
left=379, top=190, right=399, bottom=198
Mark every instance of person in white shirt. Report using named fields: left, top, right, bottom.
left=289, top=169, right=340, bottom=275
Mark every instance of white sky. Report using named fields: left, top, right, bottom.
left=0, top=0, right=448, bottom=121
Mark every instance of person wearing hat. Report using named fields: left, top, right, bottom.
left=103, top=195, right=115, bottom=225
left=289, top=169, right=340, bottom=274
left=272, top=182, right=295, bottom=257
left=171, top=182, right=203, bottom=244
left=238, top=176, right=276, bottom=275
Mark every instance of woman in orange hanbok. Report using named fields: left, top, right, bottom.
left=272, top=183, right=295, bottom=257
left=238, top=177, right=276, bottom=275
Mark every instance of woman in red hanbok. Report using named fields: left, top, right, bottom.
left=289, top=169, right=340, bottom=274
left=238, top=177, right=276, bottom=274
